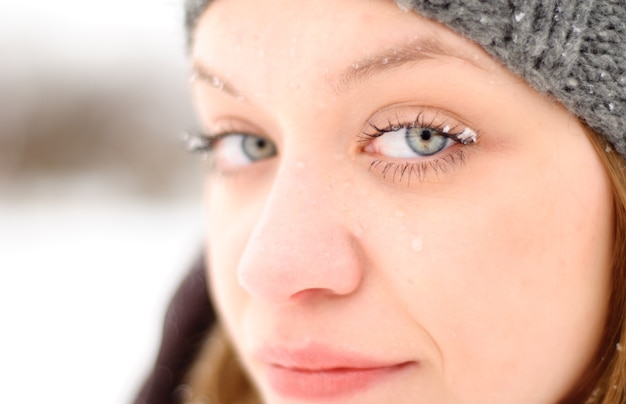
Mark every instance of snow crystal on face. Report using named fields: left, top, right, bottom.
left=210, top=75, right=224, bottom=90
left=183, top=132, right=210, bottom=152
left=608, top=102, right=615, bottom=112
left=457, top=128, right=477, bottom=144
left=514, top=12, right=526, bottom=22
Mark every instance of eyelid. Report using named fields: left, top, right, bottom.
left=206, top=117, right=265, bottom=138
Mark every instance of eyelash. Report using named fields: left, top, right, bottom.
left=359, top=113, right=478, bottom=184
left=182, top=131, right=223, bottom=172
left=183, top=130, right=215, bottom=154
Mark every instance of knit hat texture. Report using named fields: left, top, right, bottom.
left=186, top=0, right=626, bottom=157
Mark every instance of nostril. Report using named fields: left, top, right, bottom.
left=289, top=288, right=337, bottom=301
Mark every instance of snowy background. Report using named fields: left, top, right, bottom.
left=0, top=1, right=205, bottom=402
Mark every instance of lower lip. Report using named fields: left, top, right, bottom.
left=265, top=362, right=412, bottom=400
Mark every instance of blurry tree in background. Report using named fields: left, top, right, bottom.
left=0, top=0, right=201, bottom=199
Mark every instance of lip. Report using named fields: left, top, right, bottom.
left=255, top=343, right=415, bottom=400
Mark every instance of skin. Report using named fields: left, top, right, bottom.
left=190, top=0, right=614, bottom=402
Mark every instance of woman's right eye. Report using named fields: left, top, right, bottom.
left=187, top=132, right=277, bottom=173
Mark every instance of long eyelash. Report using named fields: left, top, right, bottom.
left=359, top=112, right=465, bottom=142
left=369, top=149, right=467, bottom=185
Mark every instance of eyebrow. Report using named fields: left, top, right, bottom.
left=332, top=37, right=463, bottom=94
left=190, top=63, right=242, bottom=98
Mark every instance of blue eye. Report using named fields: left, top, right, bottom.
left=240, top=134, right=277, bottom=161
left=214, top=133, right=277, bottom=170
left=405, top=127, right=449, bottom=156
left=185, top=131, right=277, bottom=172
left=364, top=126, right=454, bottom=159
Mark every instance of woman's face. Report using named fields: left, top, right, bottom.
left=191, top=0, right=614, bottom=402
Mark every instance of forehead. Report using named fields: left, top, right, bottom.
left=191, top=0, right=496, bottom=97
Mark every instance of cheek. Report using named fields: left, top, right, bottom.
left=374, top=137, right=612, bottom=400
left=458, top=165, right=610, bottom=399
left=204, top=180, right=257, bottom=342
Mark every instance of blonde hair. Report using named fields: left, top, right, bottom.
left=577, top=127, right=626, bottom=404
left=183, top=127, right=626, bottom=404
left=182, top=325, right=257, bottom=404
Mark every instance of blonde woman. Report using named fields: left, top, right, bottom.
left=138, top=1, right=626, bottom=403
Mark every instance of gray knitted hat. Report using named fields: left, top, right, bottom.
left=185, top=0, right=626, bottom=158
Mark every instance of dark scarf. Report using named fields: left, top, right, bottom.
left=134, top=256, right=214, bottom=404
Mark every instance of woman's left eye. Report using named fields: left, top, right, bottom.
left=363, top=126, right=455, bottom=159
left=185, top=131, right=277, bottom=173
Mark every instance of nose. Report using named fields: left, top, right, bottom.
left=237, top=164, right=364, bottom=303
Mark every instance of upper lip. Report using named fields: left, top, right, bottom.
left=254, top=342, right=412, bottom=371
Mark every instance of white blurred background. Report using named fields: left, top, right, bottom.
left=0, top=1, right=205, bottom=402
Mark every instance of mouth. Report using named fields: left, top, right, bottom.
left=255, top=344, right=416, bottom=400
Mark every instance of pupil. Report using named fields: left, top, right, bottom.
left=420, top=129, right=432, bottom=141
left=256, top=139, right=266, bottom=149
